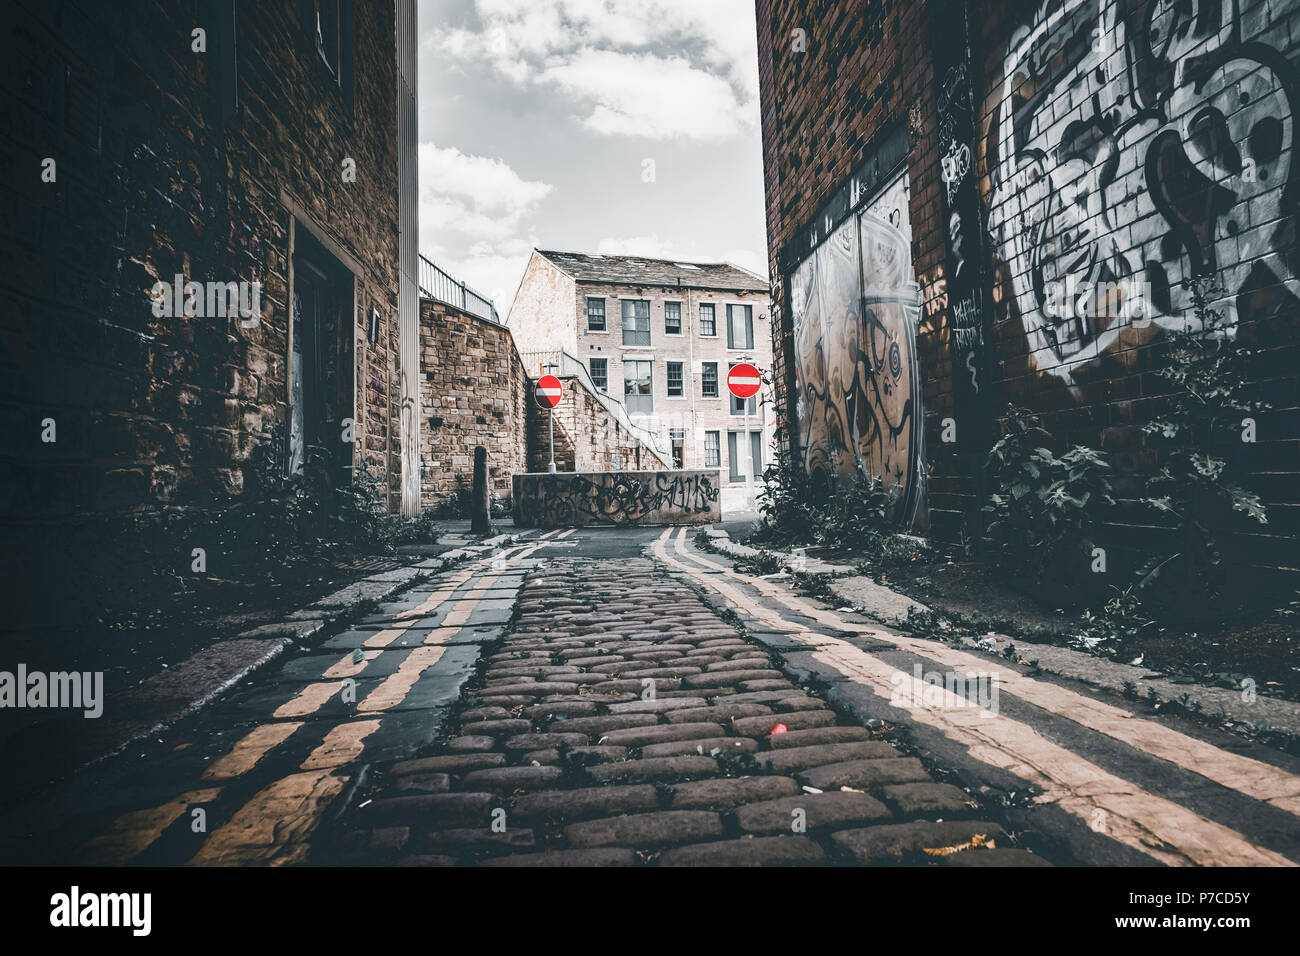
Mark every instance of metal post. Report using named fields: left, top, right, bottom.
left=739, top=353, right=755, bottom=509
left=743, top=400, right=753, bottom=507
left=545, top=362, right=557, bottom=473
left=548, top=411, right=556, bottom=474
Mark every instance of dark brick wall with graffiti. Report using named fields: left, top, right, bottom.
left=757, top=0, right=1300, bottom=586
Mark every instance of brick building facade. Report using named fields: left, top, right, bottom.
left=419, top=297, right=663, bottom=510
left=756, top=0, right=1300, bottom=591
left=418, top=299, right=528, bottom=508
left=2, top=2, right=418, bottom=619
left=509, top=250, right=775, bottom=487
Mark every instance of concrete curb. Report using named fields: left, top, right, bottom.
left=705, top=529, right=1300, bottom=737
left=72, top=532, right=531, bottom=774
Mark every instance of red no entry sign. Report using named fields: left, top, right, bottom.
left=727, top=363, right=762, bottom=399
left=535, top=374, right=563, bottom=408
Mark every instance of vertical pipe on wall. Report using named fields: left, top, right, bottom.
left=396, top=0, right=420, bottom=515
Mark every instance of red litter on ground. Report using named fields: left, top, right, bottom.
left=770, top=723, right=788, bottom=735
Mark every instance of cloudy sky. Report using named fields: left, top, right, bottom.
left=416, top=0, right=769, bottom=313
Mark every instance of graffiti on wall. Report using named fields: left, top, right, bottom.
left=987, top=0, right=1299, bottom=384
left=933, top=0, right=1000, bottom=451
left=790, top=173, right=926, bottom=528
left=512, top=469, right=721, bottom=527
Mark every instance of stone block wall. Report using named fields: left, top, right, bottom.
left=531, top=376, right=655, bottom=474
left=418, top=299, right=528, bottom=507
left=0, top=1, right=406, bottom=624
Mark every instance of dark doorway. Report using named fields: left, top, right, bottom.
left=289, top=228, right=354, bottom=484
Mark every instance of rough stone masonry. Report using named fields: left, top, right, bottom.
left=326, top=558, right=1043, bottom=866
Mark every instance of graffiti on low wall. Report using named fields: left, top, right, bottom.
left=512, top=469, right=722, bottom=527
left=986, top=0, right=1299, bottom=385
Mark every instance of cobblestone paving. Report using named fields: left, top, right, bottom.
left=329, top=557, right=1047, bottom=866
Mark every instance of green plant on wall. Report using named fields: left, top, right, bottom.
left=755, top=426, right=900, bottom=551
left=982, top=405, right=1115, bottom=592
left=1138, top=276, right=1268, bottom=604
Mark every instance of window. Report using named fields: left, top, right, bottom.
left=670, top=428, right=686, bottom=469
left=622, top=299, right=651, bottom=346
left=729, top=362, right=757, bottom=415
left=316, top=0, right=341, bottom=74
left=727, top=304, right=754, bottom=349
left=667, top=361, right=684, bottom=397
left=665, top=301, right=682, bottom=334
left=728, top=430, right=763, bottom=482
left=304, top=0, right=352, bottom=101
left=704, top=431, right=721, bottom=468
left=589, top=357, right=607, bottom=392
left=587, top=297, right=606, bottom=332
left=699, top=303, right=716, bottom=336
left=701, top=362, right=718, bottom=397
left=623, top=359, right=653, bottom=414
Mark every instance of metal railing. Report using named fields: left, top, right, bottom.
left=519, top=349, right=673, bottom=467
left=418, top=253, right=500, bottom=324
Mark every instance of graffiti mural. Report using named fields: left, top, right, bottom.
left=933, top=0, right=1001, bottom=452
left=512, top=469, right=721, bottom=527
left=987, top=0, right=1300, bottom=384
left=790, top=173, right=926, bottom=529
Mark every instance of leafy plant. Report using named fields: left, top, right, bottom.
left=753, top=426, right=817, bottom=545
left=983, top=405, right=1115, bottom=590
left=737, top=550, right=783, bottom=575
left=754, top=426, right=902, bottom=552
left=1138, top=276, right=1268, bottom=603
left=791, top=571, right=834, bottom=599
left=1075, top=585, right=1156, bottom=660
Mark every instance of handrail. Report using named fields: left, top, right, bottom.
left=519, top=348, right=673, bottom=467
left=418, top=253, right=500, bottom=324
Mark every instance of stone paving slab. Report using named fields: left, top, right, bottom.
left=322, top=558, right=1046, bottom=866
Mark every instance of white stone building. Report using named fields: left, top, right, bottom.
left=507, top=250, right=775, bottom=492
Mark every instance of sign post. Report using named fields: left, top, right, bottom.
left=727, top=361, right=762, bottom=508
left=535, top=373, right=563, bottom=473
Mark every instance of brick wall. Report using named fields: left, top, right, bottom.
left=421, top=302, right=662, bottom=507
left=2, top=1, right=404, bottom=516
left=506, top=251, right=577, bottom=355
left=1, top=1, right=407, bottom=620
left=418, top=299, right=528, bottom=507
left=529, top=376, right=652, bottom=474
left=757, top=0, right=1300, bottom=590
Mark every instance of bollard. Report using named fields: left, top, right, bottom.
left=471, top=446, right=490, bottom=535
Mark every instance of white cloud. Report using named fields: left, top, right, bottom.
left=596, top=235, right=769, bottom=282
left=417, top=145, right=551, bottom=310
left=431, top=238, right=538, bottom=314
left=419, top=144, right=551, bottom=234
left=439, top=0, right=759, bottom=140
left=596, top=234, right=693, bottom=259
left=543, top=51, right=750, bottom=140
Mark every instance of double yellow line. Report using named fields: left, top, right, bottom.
left=653, top=528, right=1299, bottom=866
